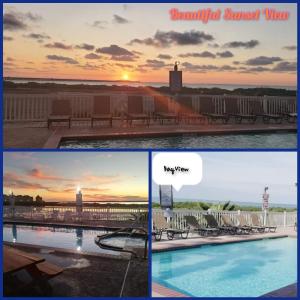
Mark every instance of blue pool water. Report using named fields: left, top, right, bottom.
left=152, top=238, right=297, bottom=297
left=3, top=224, right=117, bottom=255
left=59, top=133, right=297, bottom=149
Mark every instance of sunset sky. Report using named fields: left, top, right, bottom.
left=4, top=3, right=297, bottom=87
left=153, top=152, right=297, bottom=205
left=3, top=152, right=148, bottom=202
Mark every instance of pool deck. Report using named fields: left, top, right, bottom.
left=4, top=218, right=147, bottom=231
left=152, top=227, right=297, bottom=297
left=152, top=227, right=296, bottom=252
left=3, top=243, right=148, bottom=297
left=3, top=122, right=296, bottom=149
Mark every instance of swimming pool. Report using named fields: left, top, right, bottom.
left=59, top=132, right=297, bottom=149
left=3, top=224, right=118, bottom=255
left=152, top=237, right=297, bottom=297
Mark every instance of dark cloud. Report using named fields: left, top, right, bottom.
left=6, top=57, right=14, bottom=61
left=90, top=20, right=107, bottom=29
left=129, top=30, right=214, bottom=48
left=244, top=66, right=271, bottom=73
left=115, top=63, right=134, bottom=69
left=132, top=50, right=143, bottom=56
left=217, top=51, right=234, bottom=58
left=96, top=44, right=134, bottom=56
left=25, top=12, right=42, bottom=22
left=113, top=14, right=129, bottom=24
left=23, top=33, right=50, bottom=40
left=85, top=53, right=101, bottom=59
left=233, top=61, right=240, bottom=65
left=179, top=51, right=216, bottom=58
left=182, top=62, right=238, bottom=73
left=245, top=56, right=282, bottom=66
left=140, top=59, right=172, bottom=70
left=282, top=45, right=297, bottom=51
left=157, top=54, right=172, bottom=60
left=111, top=55, right=136, bottom=62
left=45, top=42, right=72, bottom=50
left=208, top=43, right=219, bottom=48
left=79, top=63, right=100, bottom=70
left=224, top=40, right=259, bottom=49
left=3, top=172, right=56, bottom=192
left=46, top=55, right=78, bottom=64
left=4, top=36, right=14, bottom=41
left=219, top=65, right=237, bottom=71
left=272, top=61, right=297, bottom=72
left=4, top=12, right=28, bottom=31
left=4, top=10, right=42, bottom=31
left=75, top=43, right=95, bottom=51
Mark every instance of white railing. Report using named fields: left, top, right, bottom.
left=152, top=209, right=297, bottom=229
left=3, top=93, right=296, bottom=122
left=3, top=205, right=148, bottom=223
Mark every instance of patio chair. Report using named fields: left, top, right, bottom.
left=203, top=214, right=231, bottom=234
left=250, top=214, right=276, bottom=233
left=225, top=97, right=257, bottom=124
left=237, top=215, right=265, bottom=233
left=252, top=99, right=282, bottom=124
left=91, top=95, right=113, bottom=127
left=281, top=98, right=297, bottom=123
left=176, top=96, right=205, bottom=124
left=221, top=215, right=251, bottom=234
left=153, top=95, right=178, bottom=125
left=199, top=96, right=229, bottom=124
left=153, top=214, right=189, bottom=240
left=126, top=95, right=150, bottom=127
left=184, top=215, right=219, bottom=236
left=48, top=99, right=71, bottom=128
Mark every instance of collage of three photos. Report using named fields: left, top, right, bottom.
left=3, top=2, right=298, bottom=298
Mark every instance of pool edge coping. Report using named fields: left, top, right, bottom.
left=43, top=126, right=297, bottom=148
left=3, top=241, right=131, bottom=260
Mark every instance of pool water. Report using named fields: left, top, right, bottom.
left=152, top=237, right=297, bottom=297
left=59, top=133, right=297, bottom=149
left=3, top=224, right=119, bottom=255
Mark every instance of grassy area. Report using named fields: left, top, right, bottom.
left=152, top=201, right=296, bottom=212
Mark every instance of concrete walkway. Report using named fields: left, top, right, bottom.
left=152, top=227, right=296, bottom=252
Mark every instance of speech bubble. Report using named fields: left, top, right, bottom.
left=153, top=152, right=203, bottom=191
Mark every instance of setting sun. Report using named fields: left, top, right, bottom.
left=122, top=73, right=129, bottom=81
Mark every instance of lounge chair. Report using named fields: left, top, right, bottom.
left=153, top=214, right=189, bottom=240
left=203, top=214, right=232, bottom=234
left=91, top=95, right=113, bottom=127
left=48, top=99, right=71, bottom=128
left=225, top=97, right=257, bottom=124
left=176, top=96, right=205, bottom=124
left=126, top=95, right=150, bottom=127
left=281, top=98, right=297, bottom=123
left=184, top=215, right=219, bottom=236
left=199, top=95, right=229, bottom=124
left=251, top=214, right=276, bottom=233
left=252, top=99, right=282, bottom=124
left=221, top=215, right=251, bottom=234
left=154, top=95, right=178, bottom=125
left=237, top=215, right=265, bottom=233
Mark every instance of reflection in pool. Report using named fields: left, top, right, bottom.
left=3, top=224, right=117, bottom=255
left=59, top=132, right=297, bottom=149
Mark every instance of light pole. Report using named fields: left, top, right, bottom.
left=9, top=190, right=15, bottom=219
left=262, top=187, right=269, bottom=226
